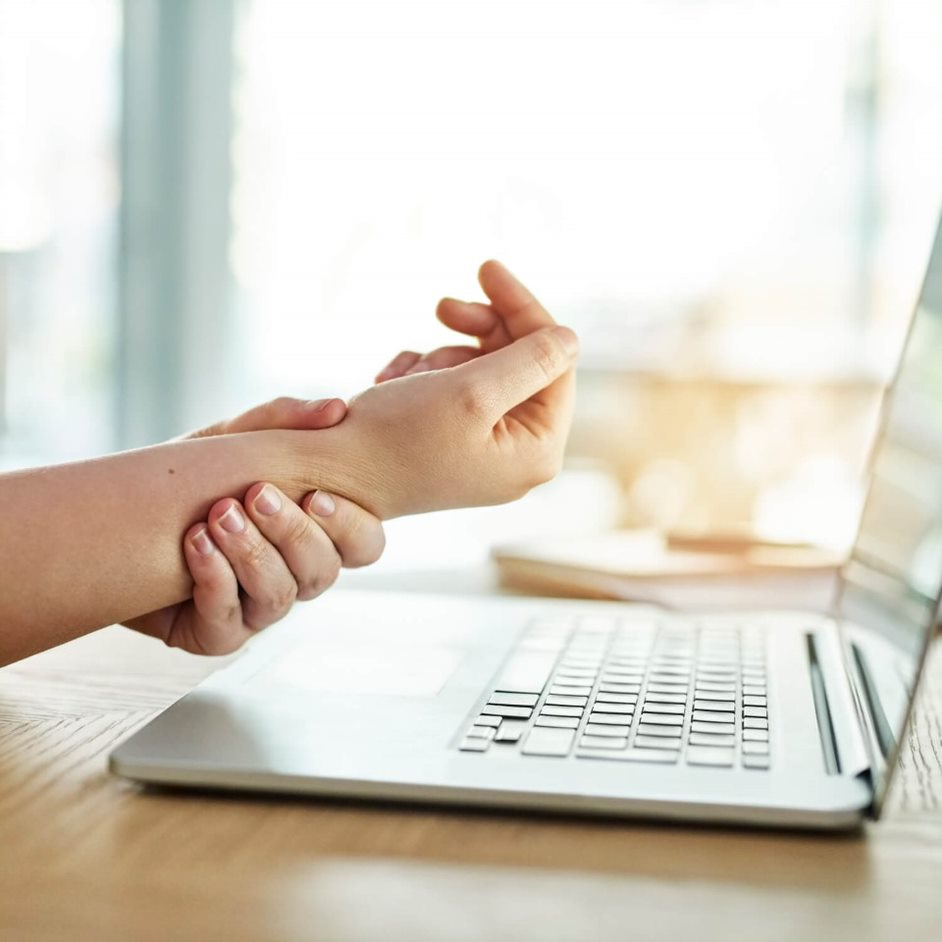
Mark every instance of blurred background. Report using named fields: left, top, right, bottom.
left=1, top=0, right=941, bottom=570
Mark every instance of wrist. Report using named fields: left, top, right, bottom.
left=270, top=427, right=397, bottom=520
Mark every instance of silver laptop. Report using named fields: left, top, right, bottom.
left=111, top=219, right=942, bottom=830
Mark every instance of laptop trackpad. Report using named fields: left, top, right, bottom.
left=266, top=642, right=462, bottom=698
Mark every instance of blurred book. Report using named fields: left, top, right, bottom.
left=493, top=529, right=843, bottom=611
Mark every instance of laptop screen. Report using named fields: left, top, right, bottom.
left=838, top=217, right=942, bottom=809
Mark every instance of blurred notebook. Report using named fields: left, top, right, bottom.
left=493, top=529, right=843, bottom=610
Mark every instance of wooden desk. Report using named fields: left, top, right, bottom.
left=2, top=609, right=942, bottom=942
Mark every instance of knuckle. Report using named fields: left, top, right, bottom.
left=457, top=379, right=491, bottom=421
left=334, top=507, right=386, bottom=568
left=242, top=536, right=271, bottom=571
left=297, top=555, right=341, bottom=600
left=256, top=581, right=298, bottom=616
left=282, top=513, right=314, bottom=552
left=530, top=331, right=564, bottom=383
left=221, top=602, right=243, bottom=625
left=270, top=395, right=295, bottom=412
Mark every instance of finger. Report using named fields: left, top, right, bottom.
left=175, top=524, right=252, bottom=655
left=454, top=326, right=579, bottom=421
left=436, top=298, right=504, bottom=340
left=188, top=397, right=347, bottom=438
left=243, top=483, right=343, bottom=601
left=477, top=260, right=557, bottom=340
left=376, top=350, right=422, bottom=383
left=207, top=498, right=298, bottom=631
left=300, top=490, right=386, bottom=569
left=403, top=345, right=481, bottom=375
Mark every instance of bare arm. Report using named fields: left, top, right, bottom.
left=0, top=429, right=351, bottom=663
left=0, top=262, right=577, bottom=665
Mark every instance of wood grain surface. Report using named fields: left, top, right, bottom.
left=2, top=621, right=942, bottom=942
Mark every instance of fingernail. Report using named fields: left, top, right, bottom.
left=552, top=325, right=579, bottom=357
left=191, top=528, right=215, bottom=556
left=218, top=504, right=246, bottom=533
left=311, top=398, right=337, bottom=413
left=311, top=491, right=336, bottom=517
left=254, top=484, right=282, bottom=516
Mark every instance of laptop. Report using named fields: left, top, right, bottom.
left=111, top=219, right=942, bottom=830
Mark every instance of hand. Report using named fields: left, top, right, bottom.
left=376, top=259, right=557, bottom=379
left=306, top=261, right=579, bottom=519
left=123, top=397, right=385, bottom=655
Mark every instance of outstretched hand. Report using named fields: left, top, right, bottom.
left=315, top=261, right=579, bottom=519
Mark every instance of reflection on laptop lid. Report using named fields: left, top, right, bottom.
left=837, top=216, right=942, bottom=813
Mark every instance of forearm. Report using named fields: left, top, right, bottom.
left=0, top=429, right=364, bottom=665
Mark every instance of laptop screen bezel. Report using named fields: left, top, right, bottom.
left=830, top=213, right=942, bottom=817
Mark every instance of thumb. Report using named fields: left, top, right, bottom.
left=453, top=326, right=578, bottom=420
left=186, top=397, right=347, bottom=439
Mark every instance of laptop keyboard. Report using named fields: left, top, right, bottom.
left=457, top=615, right=770, bottom=769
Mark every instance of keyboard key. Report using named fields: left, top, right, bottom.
left=550, top=685, right=593, bottom=697
left=742, top=685, right=767, bottom=696
left=689, top=732, right=735, bottom=747
left=648, top=665, right=691, bottom=676
left=555, top=674, right=597, bottom=685
left=633, top=734, right=681, bottom=750
left=493, top=720, right=527, bottom=743
left=466, top=725, right=496, bottom=740
left=579, top=747, right=679, bottom=764
left=695, top=682, right=737, bottom=693
left=691, top=721, right=735, bottom=735
left=742, top=741, right=770, bottom=755
left=474, top=715, right=502, bottom=728
left=584, top=723, right=629, bottom=738
left=481, top=704, right=533, bottom=719
left=639, top=712, right=684, bottom=726
left=598, top=683, right=641, bottom=694
left=545, top=694, right=589, bottom=707
left=588, top=712, right=632, bottom=726
left=636, top=723, right=682, bottom=738
left=646, top=683, right=688, bottom=694
left=743, top=754, right=771, bottom=770
left=595, top=692, right=637, bottom=704
left=693, top=700, right=734, bottom=713
left=686, top=745, right=734, bottom=767
left=692, top=709, right=734, bottom=723
left=540, top=705, right=583, bottom=718
left=742, top=695, right=767, bottom=707
left=579, top=735, right=628, bottom=750
left=459, top=737, right=489, bottom=752
left=535, top=715, right=580, bottom=729
left=591, top=703, right=634, bottom=714
left=743, top=717, right=769, bottom=730
left=742, top=729, right=769, bottom=742
left=643, top=692, right=687, bottom=705
left=648, top=675, right=690, bottom=687
left=640, top=701, right=684, bottom=715
left=522, top=726, right=575, bottom=756
left=743, top=706, right=768, bottom=718
left=488, top=692, right=539, bottom=708
left=694, top=691, right=736, bottom=702
left=493, top=651, right=557, bottom=694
